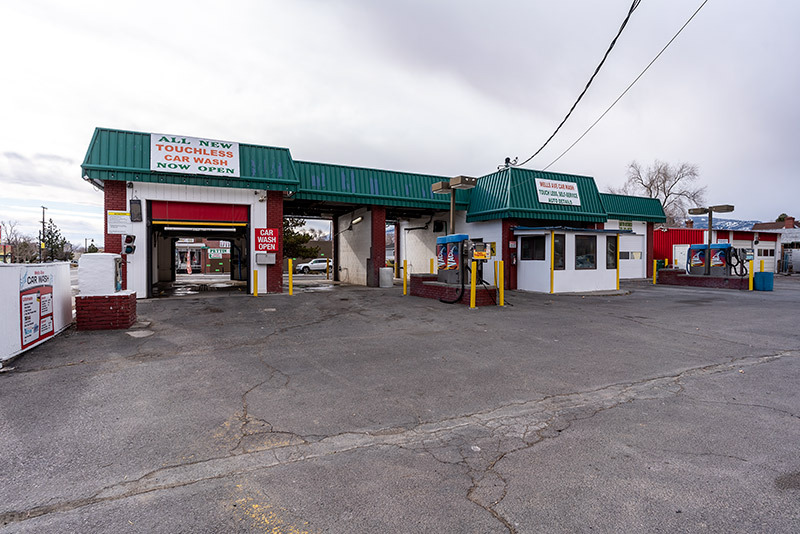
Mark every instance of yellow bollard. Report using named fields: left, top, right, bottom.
left=653, top=260, right=657, bottom=285
left=760, top=259, right=764, bottom=272
left=430, top=257, right=434, bottom=274
left=253, top=269, right=258, bottom=297
left=395, top=258, right=399, bottom=278
left=403, top=259, right=408, bottom=295
left=550, top=230, right=555, bottom=294
left=499, top=260, right=505, bottom=307
left=749, top=260, right=754, bottom=290
left=493, top=260, right=498, bottom=286
left=616, top=235, right=620, bottom=291
left=470, top=260, right=477, bottom=308
left=288, top=259, right=293, bottom=296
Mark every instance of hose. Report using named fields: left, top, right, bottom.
left=439, top=259, right=466, bottom=304
left=729, top=248, right=748, bottom=277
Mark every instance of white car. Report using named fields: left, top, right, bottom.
left=296, top=258, right=331, bottom=274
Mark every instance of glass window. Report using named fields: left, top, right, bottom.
left=606, top=235, right=617, bottom=269
left=619, top=251, right=630, bottom=260
left=554, top=234, right=565, bottom=270
left=520, top=236, right=546, bottom=260
left=575, top=235, right=597, bottom=270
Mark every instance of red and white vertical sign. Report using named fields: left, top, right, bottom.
left=255, top=228, right=279, bottom=251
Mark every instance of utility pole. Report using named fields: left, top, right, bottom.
left=40, top=206, right=47, bottom=263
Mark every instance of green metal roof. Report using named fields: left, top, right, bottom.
left=81, top=128, right=298, bottom=191
left=467, top=167, right=607, bottom=223
left=293, top=160, right=469, bottom=210
left=599, top=193, right=666, bottom=223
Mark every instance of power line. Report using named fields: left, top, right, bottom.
left=513, top=0, right=642, bottom=168
left=543, top=0, right=710, bottom=171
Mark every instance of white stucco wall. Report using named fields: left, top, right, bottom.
left=124, top=182, right=267, bottom=297
left=337, top=210, right=371, bottom=285
left=398, top=213, right=448, bottom=274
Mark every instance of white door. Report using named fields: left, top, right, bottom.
left=619, top=234, right=646, bottom=278
left=673, top=244, right=690, bottom=272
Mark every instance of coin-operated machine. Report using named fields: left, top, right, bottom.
left=687, top=243, right=748, bottom=277
left=437, top=234, right=469, bottom=284
left=468, top=241, right=490, bottom=281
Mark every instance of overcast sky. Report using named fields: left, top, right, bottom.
left=1, top=0, right=798, bottom=247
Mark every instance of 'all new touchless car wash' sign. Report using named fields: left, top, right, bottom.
left=150, top=134, right=240, bottom=177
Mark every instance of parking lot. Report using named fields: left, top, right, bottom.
left=1, top=278, right=799, bottom=533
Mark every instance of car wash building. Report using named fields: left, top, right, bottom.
left=82, top=128, right=665, bottom=298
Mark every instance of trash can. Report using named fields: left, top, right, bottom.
left=753, top=272, right=774, bottom=291
left=379, top=267, right=394, bottom=288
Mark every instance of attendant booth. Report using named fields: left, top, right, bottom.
left=514, top=227, right=627, bottom=293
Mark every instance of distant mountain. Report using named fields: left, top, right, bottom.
left=687, top=216, right=762, bottom=231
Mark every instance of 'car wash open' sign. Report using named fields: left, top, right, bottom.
left=255, top=228, right=279, bottom=251
left=535, top=179, right=581, bottom=206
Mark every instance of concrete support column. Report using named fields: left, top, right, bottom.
left=104, top=180, right=128, bottom=289
left=332, top=217, right=340, bottom=282
left=266, top=190, right=284, bottom=293
left=369, top=206, right=386, bottom=287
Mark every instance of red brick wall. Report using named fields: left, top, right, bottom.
left=266, top=190, right=283, bottom=293
left=657, top=269, right=749, bottom=290
left=76, top=293, right=137, bottom=330
left=409, top=274, right=497, bottom=306
left=370, top=206, right=386, bottom=287
left=104, top=180, right=128, bottom=289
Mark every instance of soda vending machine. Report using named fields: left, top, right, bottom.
left=437, top=234, right=469, bottom=284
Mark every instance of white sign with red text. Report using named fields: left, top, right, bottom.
left=150, top=133, right=240, bottom=177
left=535, top=179, right=582, bottom=206
left=255, top=228, right=279, bottom=251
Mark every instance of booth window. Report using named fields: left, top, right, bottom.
left=520, top=236, right=546, bottom=260
left=575, top=235, right=597, bottom=270
left=606, top=235, right=617, bottom=269
left=554, top=234, right=565, bottom=270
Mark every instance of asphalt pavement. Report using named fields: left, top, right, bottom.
left=1, top=276, right=799, bottom=533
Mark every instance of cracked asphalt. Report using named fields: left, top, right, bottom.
left=1, top=277, right=799, bottom=533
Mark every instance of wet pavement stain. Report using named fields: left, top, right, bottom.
left=775, top=472, right=800, bottom=490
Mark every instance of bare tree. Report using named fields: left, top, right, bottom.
left=1, top=220, right=40, bottom=263
left=611, top=160, right=706, bottom=225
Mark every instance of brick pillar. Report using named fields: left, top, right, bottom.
left=646, top=221, right=655, bottom=278
left=266, top=190, right=284, bottom=293
left=104, top=180, right=128, bottom=289
left=370, top=206, right=386, bottom=287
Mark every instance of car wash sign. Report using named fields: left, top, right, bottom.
left=151, top=134, right=240, bottom=177
left=19, top=266, right=55, bottom=349
left=535, top=179, right=581, bottom=206
left=255, top=228, right=279, bottom=251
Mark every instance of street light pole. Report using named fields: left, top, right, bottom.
left=432, top=176, right=477, bottom=235
left=688, top=204, right=734, bottom=275
left=40, top=206, right=47, bottom=263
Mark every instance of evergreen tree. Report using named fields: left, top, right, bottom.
left=283, top=217, right=320, bottom=259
